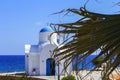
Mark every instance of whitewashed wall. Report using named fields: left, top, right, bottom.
left=39, top=32, right=57, bottom=45
left=25, top=44, right=31, bottom=74
left=39, top=44, right=57, bottom=75
left=27, top=53, right=40, bottom=76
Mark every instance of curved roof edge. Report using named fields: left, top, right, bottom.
left=40, top=27, right=53, bottom=32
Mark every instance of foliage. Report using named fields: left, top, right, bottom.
left=52, top=7, right=120, bottom=80
left=92, top=56, right=104, bottom=66
left=61, top=75, right=76, bottom=80
left=0, top=75, right=45, bottom=80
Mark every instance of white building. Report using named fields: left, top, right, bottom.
left=25, top=27, right=71, bottom=76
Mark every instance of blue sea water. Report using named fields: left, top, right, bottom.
left=0, top=55, right=96, bottom=73
left=72, top=55, right=96, bottom=70
left=0, top=55, right=25, bottom=73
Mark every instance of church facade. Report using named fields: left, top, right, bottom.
left=25, top=27, right=71, bottom=76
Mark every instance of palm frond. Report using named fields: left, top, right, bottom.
left=52, top=8, right=120, bottom=80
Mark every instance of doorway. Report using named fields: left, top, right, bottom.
left=46, top=58, right=55, bottom=76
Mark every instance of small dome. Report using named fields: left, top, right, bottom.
left=40, top=27, right=53, bottom=32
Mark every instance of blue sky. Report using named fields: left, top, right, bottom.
left=0, top=0, right=119, bottom=55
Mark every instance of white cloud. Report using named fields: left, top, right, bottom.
left=35, top=22, right=42, bottom=26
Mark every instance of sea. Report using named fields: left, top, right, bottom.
left=0, top=55, right=25, bottom=73
left=0, top=55, right=96, bottom=73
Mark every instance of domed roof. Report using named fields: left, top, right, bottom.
left=40, top=27, right=53, bottom=32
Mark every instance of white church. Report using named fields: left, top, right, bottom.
left=25, top=27, right=71, bottom=76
